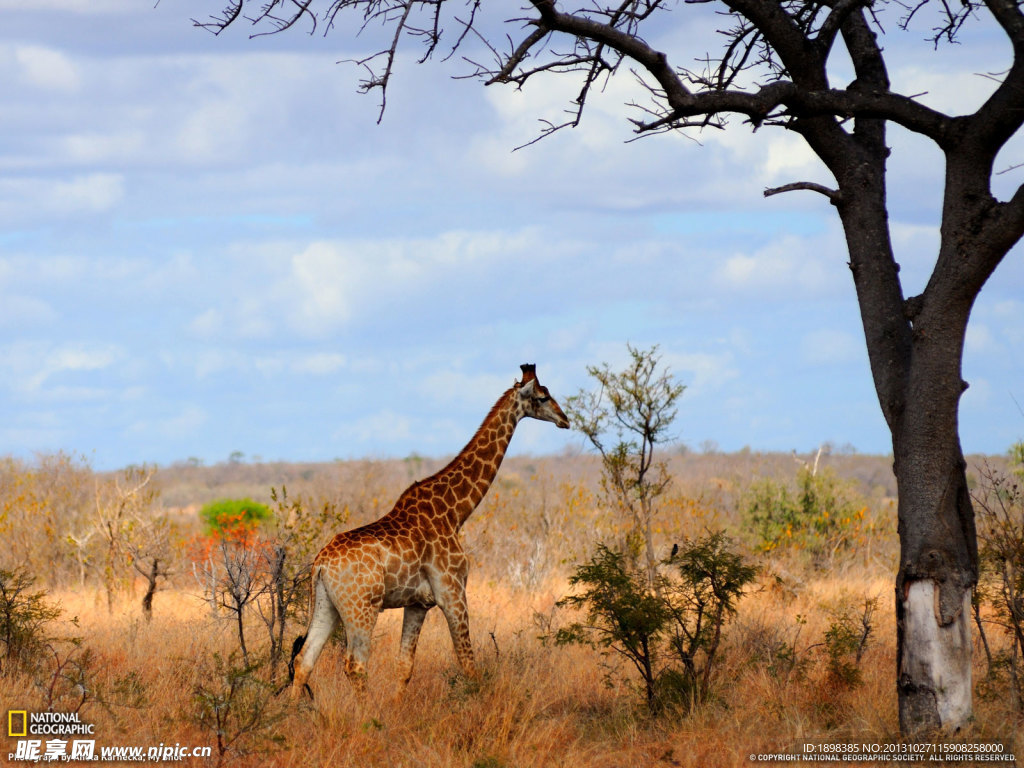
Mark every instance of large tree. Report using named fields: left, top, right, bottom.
left=194, top=0, right=1024, bottom=735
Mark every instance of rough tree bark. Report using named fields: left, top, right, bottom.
left=190, top=0, right=1024, bottom=735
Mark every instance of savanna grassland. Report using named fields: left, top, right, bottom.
left=1, top=449, right=1020, bottom=767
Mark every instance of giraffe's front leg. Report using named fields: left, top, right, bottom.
left=431, top=574, right=476, bottom=679
left=397, top=604, right=430, bottom=686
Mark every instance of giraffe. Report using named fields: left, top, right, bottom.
left=290, top=364, right=569, bottom=699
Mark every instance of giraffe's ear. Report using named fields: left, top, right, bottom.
left=517, top=378, right=538, bottom=397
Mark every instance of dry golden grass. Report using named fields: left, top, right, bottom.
left=3, top=567, right=1019, bottom=768
left=3, top=452, right=1021, bottom=765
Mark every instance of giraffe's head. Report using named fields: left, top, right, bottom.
left=514, top=364, right=570, bottom=429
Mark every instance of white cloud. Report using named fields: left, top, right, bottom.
left=175, top=99, right=252, bottom=163
left=0, top=3, right=1018, bottom=467
left=0, top=174, right=124, bottom=222
left=52, top=173, right=124, bottom=212
left=662, top=351, right=739, bottom=397
left=62, top=131, right=147, bottom=165
left=715, top=235, right=842, bottom=296
left=33, top=345, right=120, bottom=388
left=990, top=299, right=1024, bottom=346
left=961, top=376, right=993, bottom=410
left=0, top=341, right=122, bottom=396
left=191, top=349, right=239, bottom=379
left=189, top=309, right=223, bottom=338
left=966, top=323, right=997, bottom=355
left=288, top=242, right=360, bottom=330
left=0, top=0, right=133, bottom=10
left=419, top=370, right=513, bottom=410
left=334, top=408, right=414, bottom=445
left=760, top=134, right=821, bottom=179
left=0, top=294, right=57, bottom=327
left=293, top=353, right=347, bottom=375
left=125, top=405, right=207, bottom=441
left=801, top=329, right=863, bottom=365
left=280, top=229, right=541, bottom=336
left=14, top=45, right=80, bottom=91
left=891, top=66, right=1002, bottom=116
left=162, top=405, right=208, bottom=439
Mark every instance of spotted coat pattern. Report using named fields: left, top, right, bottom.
left=291, top=364, right=569, bottom=698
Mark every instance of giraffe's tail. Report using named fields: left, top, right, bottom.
left=283, top=566, right=318, bottom=699
left=287, top=633, right=306, bottom=684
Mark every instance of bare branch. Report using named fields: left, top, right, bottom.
left=192, top=0, right=243, bottom=35
left=248, top=0, right=318, bottom=37
left=764, top=180, right=842, bottom=202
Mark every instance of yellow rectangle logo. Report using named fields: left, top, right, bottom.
left=8, top=710, right=27, bottom=737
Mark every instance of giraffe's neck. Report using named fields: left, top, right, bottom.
left=423, top=387, right=520, bottom=530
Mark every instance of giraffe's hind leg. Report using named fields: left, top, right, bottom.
left=290, top=575, right=339, bottom=700
left=337, top=597, right=383, bottom=697
left=397, top=604, right=430, bottom=686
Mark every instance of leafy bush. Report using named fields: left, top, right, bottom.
left=199, top=498, right=273, bottom=538
left=742, top=465, right=868, bottom=560
left=1011, top=440, right=1024, bottom=479
left=191, top=651, right=290, bottom=764
left=971, top=453, right=1024, bottom=713
left=821, top=596, right=877, bottom=688
left=663, top=531, right=758, bottom=705
left=0, top=567, right=61, bottom=677
left=555, top=531, right=756, bottom=714
left=555, top=544, right=668, bottom=711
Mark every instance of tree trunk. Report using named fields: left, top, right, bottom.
left=830, top=138, right=979, bottom=734
left=893, top=385, right=976, bottom=732
left=141, top=559, right=158, bottom=622
left=890, top=277, right=979, bottom=733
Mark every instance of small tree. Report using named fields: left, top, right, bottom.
left=556, top=533, right=755, bottom=714
left=217, top=533, right=265, bottom=665
left=190, top=489, right=347, bottom=673
left=663, top=531, right=758, bottom=705
left=555, top=544, right=668, bottom=712
left=125, top=512, right=177, bottom=622
left=566, top=344, right=685, bottom=589
left=199, top=498, right=272, bottom=538
left=0, top=567, right=61, bottom=677
left=92, top=465, right=159, bottom=613
left=1011, top=441, right=1024, bottom=480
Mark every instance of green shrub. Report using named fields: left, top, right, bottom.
left=971, top=455, right=1024, bottom=713
left=0, top=566, right=61, bottom=677
left=822, top=596, right=877, bottom=688
left=742, top=466, right=867, bottom=560
left=191, top=651, right=289, bottom=764
left=1010, top=440, right=1024, bottom=480
left=555, top=532, right=756, bottom=715
left=555, top=544, right=667, bottom=712
left=663, top=531, right=758, bottom=705
left=199, top=498, right=273, bottom=537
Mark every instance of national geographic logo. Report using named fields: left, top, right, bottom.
left=6, top=710, right=94, bottom=737
left=7, top=711, right=27, bottom=738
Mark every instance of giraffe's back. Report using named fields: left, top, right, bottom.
left=314, top=513, right=440, bottom=612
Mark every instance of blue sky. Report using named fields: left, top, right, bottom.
left=1, top=1, right=1022, bottom=470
